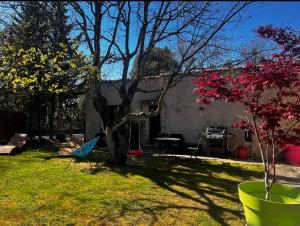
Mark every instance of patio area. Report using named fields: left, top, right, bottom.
left=151, top=152, right=300, bottom=187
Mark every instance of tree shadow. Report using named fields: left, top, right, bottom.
left=33, top=144, right=107, bottom=163
left=1, top=147, right=262, bottom=224
left=94, top=197, right=208, bottom=226
left=105, top=155, right=261, bottom=225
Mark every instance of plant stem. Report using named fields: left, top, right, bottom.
left=265, top=180, right=270, bottom=200
left=265, top=132, right=276, bottom=201
left=252, top=114, right=271, bottom=200
left=252, top=114, right=266, bottom=169
left=270, top=132, right=276, bottom=186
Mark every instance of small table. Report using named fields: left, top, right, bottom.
left=155, top=137, right=181, bottom=152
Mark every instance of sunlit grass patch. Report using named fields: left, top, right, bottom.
left=0, top=145, right=262, bottom=225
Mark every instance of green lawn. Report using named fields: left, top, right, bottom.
left=0, top=145, right=262, bottom=226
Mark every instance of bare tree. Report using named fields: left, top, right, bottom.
left=239, top=38, right=279, bottom=65
left=70, top=1, right=252, bottom=165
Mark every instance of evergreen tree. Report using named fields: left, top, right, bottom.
left=130, top=47, right=179, bottom=78
left=49, top=1, right=73, bottom=52
left=48, top=1, right=77, bottom=138
left=0, top=1, right=86, bottom=140
left=8, top=1, right=51, bottom=49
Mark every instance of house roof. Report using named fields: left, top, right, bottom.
left=100, top=65, right=240, bottom=83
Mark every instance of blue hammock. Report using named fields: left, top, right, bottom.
left=66, top=136, right=100, bottom=169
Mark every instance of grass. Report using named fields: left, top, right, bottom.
left=0, top=144, right=262, bottom=226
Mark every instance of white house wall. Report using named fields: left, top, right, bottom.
left=85, top=92, right=102, bottom=140
left=85, top=75, right=259, bottom=159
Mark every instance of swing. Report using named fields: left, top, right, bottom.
left=127, top=119, right=144, bottom=157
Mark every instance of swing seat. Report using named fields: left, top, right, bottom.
left=127, top=149, right=144, bottom=156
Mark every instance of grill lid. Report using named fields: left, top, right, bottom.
left=204, top=127, right=227, bottom=139
left=205, top=126, right=226, bottom=134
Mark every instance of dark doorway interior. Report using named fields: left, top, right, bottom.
left=149, top=104, right=161, bottom=144
left=130, top=122, right=139, bottom=149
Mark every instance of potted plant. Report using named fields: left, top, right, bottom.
left=193, top=25, right=300, bottom=226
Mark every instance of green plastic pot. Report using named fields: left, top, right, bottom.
left=238, top=181, right=300, bottom=226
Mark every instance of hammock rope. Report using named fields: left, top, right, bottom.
left=128, top=119, right=143, bottom=156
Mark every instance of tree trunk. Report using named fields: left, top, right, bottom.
left=69, top=107, right=72, bottom=137
left=49, top=95, right=56, bottom=139
left=27, top=99, right=34, bottom=140
left=35, top=95, right=42, bottom=141
left=56, top=98, right=62, bottom=135
left=105, top=127, right=128, bottom=165
left=92, top=79, right=130, bottom=165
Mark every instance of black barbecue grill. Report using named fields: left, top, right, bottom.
left=203, top=126, right=227, bottom=156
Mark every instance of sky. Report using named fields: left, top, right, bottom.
left=233, top=1, right=300, bottom=45
left=73, top=1, right=300, bottom=79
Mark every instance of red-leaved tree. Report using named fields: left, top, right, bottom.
left=193, top=25, right=300, bottom=200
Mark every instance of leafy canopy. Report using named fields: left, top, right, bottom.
left=0, top=42, right=85, bottom=95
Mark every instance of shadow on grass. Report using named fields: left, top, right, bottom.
left=96, top=155, right=261, bottom=226
left=94, top=197, right=210, bottom=226
left=33, top=146, right=109, bottom=167
left=8, top=147, right=261, bottom=225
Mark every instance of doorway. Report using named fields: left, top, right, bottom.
left=149, top=104, right=161, bottom=144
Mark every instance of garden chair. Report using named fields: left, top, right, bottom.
left=170, top=133, right=185, bottom=154
left=0, top=133, right=27, bottom=155
left=156, top=132, right=169, bottom=151
left=186, top=135, right=202, bottom=158
left=58, top=134, right=84, bottom=156
left=66, top=136, right=100, bottom=170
